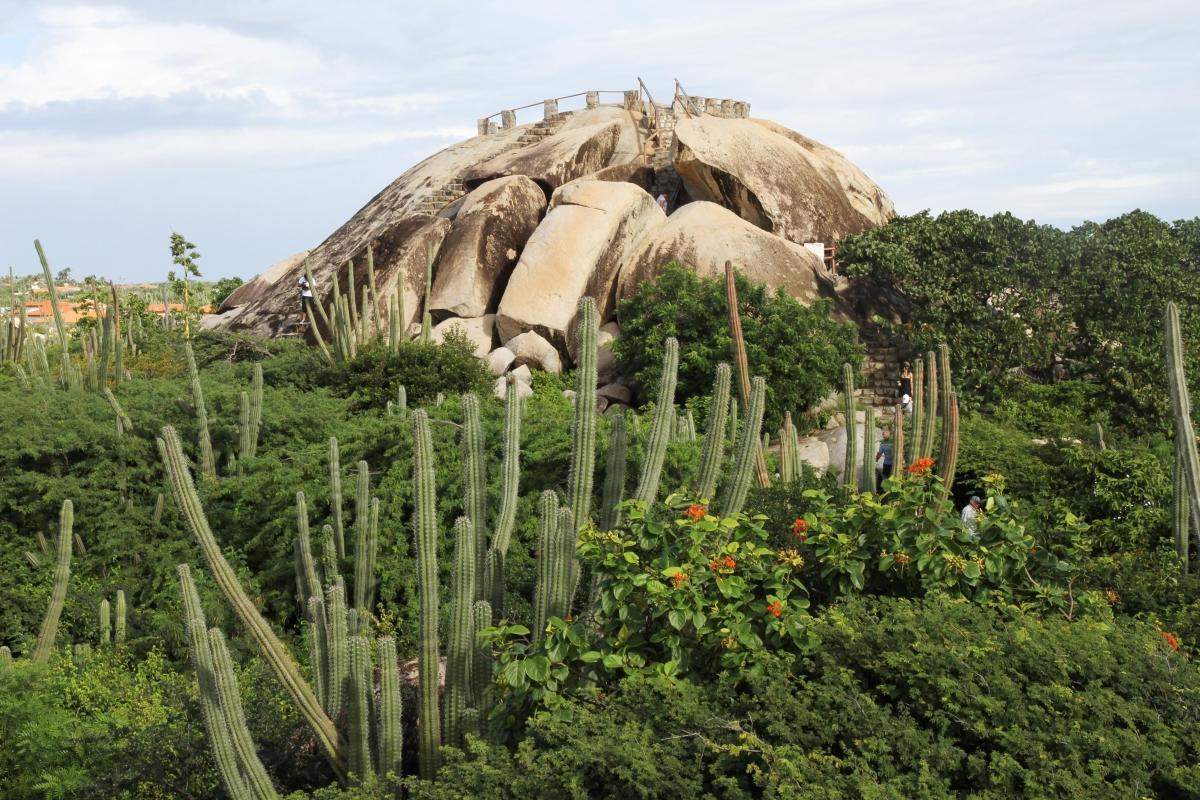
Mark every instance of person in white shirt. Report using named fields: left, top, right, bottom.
left=298, top=275, right=315, bottom=318
left=961, top=495, right=982, bottom=538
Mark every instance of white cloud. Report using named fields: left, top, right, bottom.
left=1023, top=173, right=1191, bottom=195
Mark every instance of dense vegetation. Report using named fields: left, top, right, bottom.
left=4, top=213, right=1200, bottom=799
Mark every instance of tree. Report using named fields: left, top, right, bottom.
left=210, top=276, right=244, bottom=309
left=168, top=232, right=202, bottom=337
left=613, top=264, right=862, bottom=428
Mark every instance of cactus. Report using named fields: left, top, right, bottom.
left=922, top=351, right=938, bottom=460
left=421, top=244, right=434, bottom=343
left=353, top=461, right=376, bottom=615
left=719, top=376, right=766, bottom=518
left=376, top=635, right=403, bottom=779
left=36, top=530, right=48, bottom=555
left=249, top=363, right=263, bottom=457
left=239, top=391, right=252, bottom=462
left=347, top=635, right=375, bottom=783
left=33, top=240, right=80, bottom=390
left=862, top=406, right=877, bottom=494
left=0, top=646, right=11, bottom=670
left=103, top=388, right=133, bottom=435
left=568, top=298, right=598, bottom=546
left=492, top=378, right=521, bottom=554
left=445, top=516, right=476, bottom=749
left=723, top=261, right=771, bottom=488
left=599, top=409, right=627, bottom=531
left=910, top=358, right=925, bottom=465
left=1175, top=442, right=1190, bottom=571
left=532, top=491, right=564, bottom=643
left=157, top=427, right=344, bottom=776
left=98, top=303, right=112, bottom=389
left=779, top=426, right=793, bottom=484
left=461, top=394, right=488, bottom=595
left=110, top=283, right=123, bottom=384
left=388, top=293, right=401, bottom=350
left=411, top=410, right=442, bottom=779
left=115, top=590, right=127, bottom=645
left=634, top=338, right=679, bottom=504
left=99, top=598, right=111, bottom=645
left=184, top=343, right=216, bottom=478
left=153, top=492, right=164, bottom=523
left=893, top=404, right=906, bottom=478
left=295, top=492, right=322, bottom=610
left=326, top=583, right=349, bottom=718
left=728, top=395, right=739, bottom=446
left=329, top=437, right=346, bottom=560
left=1095, top=422, right=1107, bottom=451
left=695, top=363, right=732, bottom=499
left=841, top=364, right=857, bottom=488
left=33, top=500, right=73, bottom=663
left=1165, top=301, right=1200, bottom=564
left=209, top=628, right=279, bottom=799
left=73, top=532, right=87, bottom=557
left=470, top=600, right=493, bottom=712
left=178, top=566, right=259, bottom=800
left=25, top=551, right=40, bottom=569
left=939, top=393, right=960, bottom=504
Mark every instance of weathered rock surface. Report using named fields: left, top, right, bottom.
left=496, top=178, right=665, bottom=357
left=429, top=176, right=547, bottom=319
left=507, top=330, right=562, bottom=374
left=494, top=376, right=533, bottom=400
left=794, top=435, right=831, bottom=473
left=219, top=251, right=309, bottom=312
left=618, top=201, right=839, bottom=307
left=510, top=364, right=533, bottom=384
left=485, top=347, right=516, bottom=376
left=672, top=115, right=892, bottom=246
left=431, top=314, right=495, bottom=357
left=597, top=383, right=632, bottom=404
left=818, top=423, right=882, bottom=483
left=464, top=107, right=642, bottom=191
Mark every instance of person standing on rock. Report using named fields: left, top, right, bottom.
left=898, top=362, right=913, bottom=414
left=298, top=274, right=315, bottom=319
left=656, top=192, right=669, bottom=214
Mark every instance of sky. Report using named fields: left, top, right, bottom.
left=0, top=0, right=1197, bottom=283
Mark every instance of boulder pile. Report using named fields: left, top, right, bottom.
left=205, top=91, right=893, bottom=418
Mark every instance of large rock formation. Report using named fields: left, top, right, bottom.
left=205, top=90, right=893, bottom=373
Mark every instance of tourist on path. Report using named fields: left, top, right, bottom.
left=961, top=495, right=982, bottom=539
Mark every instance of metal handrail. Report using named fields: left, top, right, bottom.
left=481, top=89, right=632, bottom=122
left=674, top=78, right=696, bottom=118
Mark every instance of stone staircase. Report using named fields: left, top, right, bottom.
left=857, top=344, right=902, bottom=409
left=650, top=105, right=683, bottom=201
left=416, top=112, right=575, bottom=216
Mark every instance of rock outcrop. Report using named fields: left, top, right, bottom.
left=429, top=176, right=546, bottom=319
left=618, top=201, right=840, bottom=308
left=495, top=178, right=665, bottom=358
left=205, top=90, right=894, bottom=380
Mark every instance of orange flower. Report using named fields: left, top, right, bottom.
left=895, top=552, right=911, bottom=566
left=684, top=504, right=706, bottom=521
left=1163, top=631, right=1180, bottom=651
left=671, top=573, right=688, bottom=589
left=724, top=555, right=736, bottom=570
left=766, top=600, right=783, bottom=618
left=792, top=518, right=808, bottom=541
left=708, top=558, right=721, bottom=571
left=907, top=457, right=936, bottom=476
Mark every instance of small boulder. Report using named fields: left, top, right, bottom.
left=494, top=376, right=533, bottom=400
left=486, top=347, right=516, bottom=376
left=431, top=315, right=495, bottom=358
left=598, top=321, right=620, bottom=350
left=507, top=330, right=562, bottom=374
left=597, top=383, right=632, bottom=405
left=510, top=364, right=533, bottom=384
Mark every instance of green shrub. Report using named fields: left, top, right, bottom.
left=613, top=264, right=863, bottom=428
left=330, top=333, right=491, bottom=411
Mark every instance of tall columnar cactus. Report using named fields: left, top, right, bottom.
left=110, top=283, right=123, bottom=384
left=1165, top=301, right=1200, bottom=562
left=461, top=394, right=488, bottom=594
left=599, top=409, right=628, bottom=531
left=98, top=307, right=112, bottom=390
left=115, top=590, right=127, bottom=645
left=421, top=244, right=434, bottom=343
left=365, top=243, right=380, bottom=340
left=445, top=516, right=477, bottom=749
left=532, top=491, right=564, bottom=643
left=728, top=395, right=739, bottom=445
left=411, top=410, right=442, bottom=779
left=492, top=378, right=521, bottom=554
left=1175, top=442, right=1190, bottom=572
left=178, top=566, right=260, bottom=800
left=239, top=392, right=252, bottom=462
left=719, top=376, right=766, bottom=518
left=0, top=646, right=11, bottom=670
left=153, top=492, right=164, bottom=523
left=33, top=500, right=73, bottom=663
left=184, top=343, right=216, bottom=478
left=695, top=363, right=732, bottom=499
left=922, top=350, right=939, bottom=460
left=295, top=492, right=322, bottom=610
left=157, top=427, right=344, bottom=776
left=209, top=628, right=279, bottom=800
left=724, top=261, right=771, bottom=489
left=841, top=364, right=857, bottom=488
left=938, top=393, right=960, bottom=504
left=99, top=598, right=112, bottom=645
left=938, top=344, right=951, bottom=422
left=326, top=584, right=349, bottom=719
left=556, top=506, right=576, bottom=620
left=634, top=338, right=679, bottom=504
left=103, top=388, right=132, bottom=435
left=352, top=461, right=375, bottom=615
left=568, top=297, right=599, bottom=545
left=248, top=363, right=263, bottom=457
left=329, top=438, right=346, bottom=560
left=910, top=358, right=925, bottom=465
left=376, top=635, right=403, bottom=779
left=893, top=405, right=906, bottom=478
left=470, top=600, right=493, bottom=712
left=779, top=423, right=793, bottom=484
left=347, top=635, right=375, bottom=784
left=1095, top=422, right=1108, bottom=451
left=34, top=239, right=80, bottom=390
left=862, top=406, right=877, bottom=494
